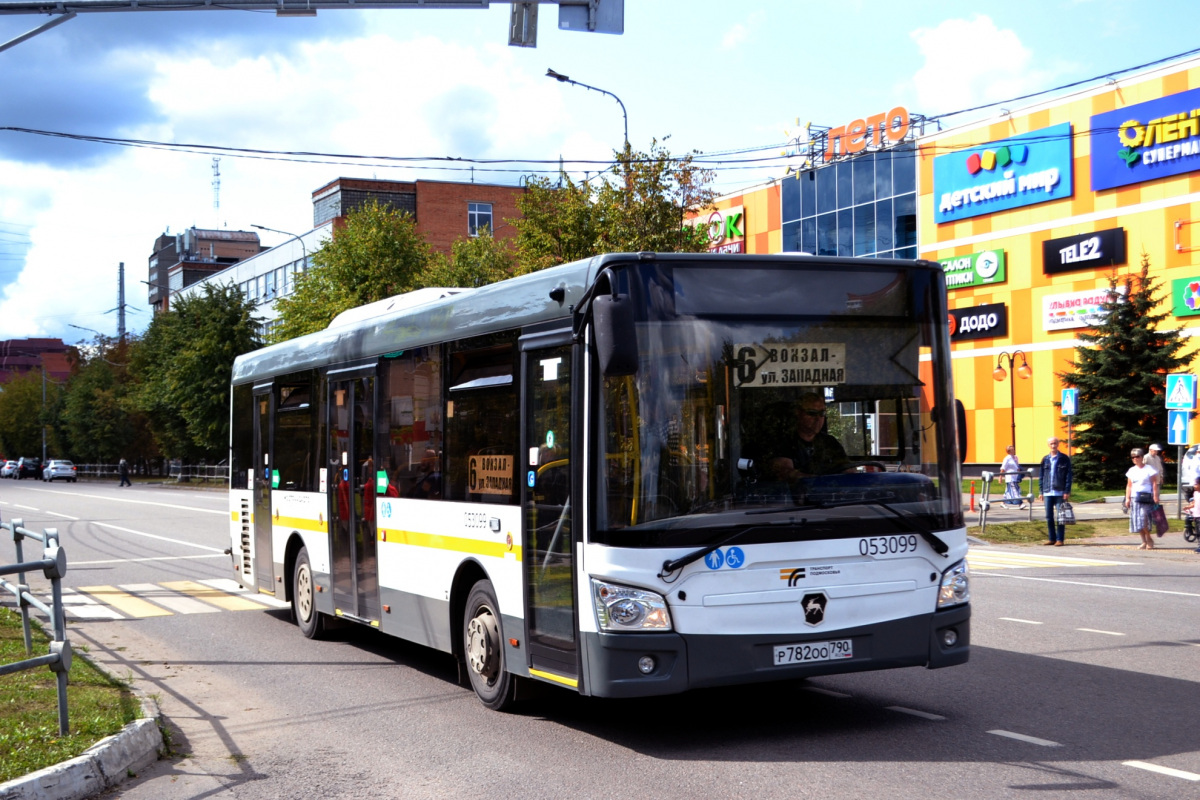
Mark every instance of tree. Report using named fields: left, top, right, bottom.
left=272, top=200, right=432, bottom=341
left=130, top=283, right=262, bottom=460
left=513, top=139, right=716, bottom=272
left=1058, top=254, right=1194, bottom=488
left=419, top=230, right=522, bottom=289
left=0, top=372, right=50, bottom=458
left=57, top=337, right=155, bottom=464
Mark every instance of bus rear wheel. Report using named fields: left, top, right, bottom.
left=464, top=579, right=517, bottom=710
left=293, top=546, right=325, bottom=639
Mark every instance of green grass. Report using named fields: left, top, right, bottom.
left=970, top=515, right=1187, bottom=544
left=0, top=607, right=140, bottom=783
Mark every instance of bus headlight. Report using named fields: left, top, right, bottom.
left=592, top=579, right=672, bottom=632
left=937, top=561, right=970, bottom=608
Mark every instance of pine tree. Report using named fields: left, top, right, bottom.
left=1059, top=254, right=1193, bottom=488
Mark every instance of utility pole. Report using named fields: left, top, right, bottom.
left=117, top=262, right=126, bottom=342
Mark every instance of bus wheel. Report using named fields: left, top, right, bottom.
left=464, top=580, right=516, bottom=710
left=293, top=546, right=325, bottom=639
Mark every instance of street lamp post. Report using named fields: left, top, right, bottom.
left=546, top=68, right=628, bottom=152
left=993, top=350, right=1033, bottom=452
left=252, top=224, right=307, bottom=264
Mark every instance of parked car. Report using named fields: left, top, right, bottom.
left=0, top=460, right=16, bottom=478
left=42, top=460, right=77, bottom=483
left=16, top=457, right=41, bottom=480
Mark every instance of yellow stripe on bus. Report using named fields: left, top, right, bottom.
left=231, top=511, right=239, bottom=522
left=273, top=515, right=328, bottom=534
left=161, top=580, right=269, bottom=611
left=378, top=528, right=522, bottom=561
left=78, top=586, right=172, bottom=618
left=529, top=668, right=579, bottom=688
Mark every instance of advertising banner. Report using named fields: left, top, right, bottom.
left=938, top=249, right=1006, bottom=290
left=949, top=302, right=1008, bottom=341
left=1091, top=87, right=1200, bottom=191
left=1042, top=286, right=1123, bottom=331
left=933, top=123, right=1074, bottom=224
left=1171, top=276, right=1200, bottom=317
left=1042, top=228, right=1127, bottom=275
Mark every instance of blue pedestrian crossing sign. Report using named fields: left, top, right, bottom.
left=1165, top=373, right=1197, bottom=410
left=1061, top=388, right=1078, bottom=416
left=1168, top=410, right=1192, bottom=446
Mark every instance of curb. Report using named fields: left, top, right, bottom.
left=0, top=668, right=163, bottom=800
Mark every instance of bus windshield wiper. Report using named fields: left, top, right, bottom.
left=658, top=516, right=808, bottom=580
left=817, top=497, right=949, bottom=557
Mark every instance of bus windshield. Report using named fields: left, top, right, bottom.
left=594, top=260, right=962, bottom=547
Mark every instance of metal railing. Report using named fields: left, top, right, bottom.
left=977, top=469, right=1036, bottom=534
left=0, top=517, right=71, bottom=735
left=168, top=463, right=229, bottom=483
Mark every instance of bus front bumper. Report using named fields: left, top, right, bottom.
left=579, top=603, right=970, bottom=699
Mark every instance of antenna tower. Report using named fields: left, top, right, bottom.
left=212, top=157, right=221, bottom=219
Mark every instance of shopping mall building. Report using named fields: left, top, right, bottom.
left=693, top=54, right=1200, bottom=467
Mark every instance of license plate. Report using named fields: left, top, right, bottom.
left=773, top=639, right=853, bottom=666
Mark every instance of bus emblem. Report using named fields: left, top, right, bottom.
left=801, top=593, right=827, bottom=626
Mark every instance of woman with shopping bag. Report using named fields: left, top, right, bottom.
left=1123, top=448, right=1161, bottom=550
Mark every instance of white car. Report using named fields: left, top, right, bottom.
left=0, top=460, right=16, bottom=478
left=42, top=460, right=78, bottom=483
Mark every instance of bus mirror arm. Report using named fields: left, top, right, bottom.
left=574, top=267, right=639, bottom=377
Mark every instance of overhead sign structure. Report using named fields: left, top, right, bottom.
left=933, top=122, right=1074, bottom=225
left=1169, top=409, right=1192, bottom=446
left=1166, top=373, right=1198, bottom=410
left=826, top=107, right=911, bottom=160
left=1061, top=388, right=1078, bottom=417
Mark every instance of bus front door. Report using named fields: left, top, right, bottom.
left=253, top=388, right=274, bottom=591
left=522, top=343, right=577, bottom=683
left=328, top=372, right=380, bottom=623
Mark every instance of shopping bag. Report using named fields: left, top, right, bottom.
left=1056, top=501, right=1076, bottom=526
left=1152, top=503, right=1169, bottom=537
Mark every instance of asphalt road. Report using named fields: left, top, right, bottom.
left=3, top=481, right=1199, bottom=799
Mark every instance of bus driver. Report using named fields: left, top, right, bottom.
left=769, top=392, right=853, bottom=480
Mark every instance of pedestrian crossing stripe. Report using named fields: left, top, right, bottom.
left=966, top=550, right=1128, bottom=570
left=61, top=579, right=289, bottom=620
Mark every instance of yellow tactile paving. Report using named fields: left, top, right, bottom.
left=77, top=585, right=173, bottom=618
left=160, top=580, right=271, bottom=611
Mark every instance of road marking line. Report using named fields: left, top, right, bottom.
left=45, top=511, right=79, bottom=520
left=77, top=585, right=172, bottom=618
left=92, top=521, right=226, bottom=553
left=1077, top=628, right=1125, bottom=636
left=1123, top=761, right=1200, bottom=781
left=30, top=488, right=228, bottom=515
left=12, top=504, right=38, bottom=510
left=967, top=551, right=1127, bottom=570
left=60, top=589, right=124, bottom=619
left=161, top=580, right=269, bottom=611
left=200, top=578, right=290, bottom=608
left=999, top=617, right=1043, bottom=624
left=886, top=706, right=945, bottom=720
left=975, top=572, right=1200, bottom=598
left=120, top=583, right=221, bottom=615
left=71, top=554, right=227, bottom=566
left=988, top=730, right=1061, bottom=747
left=804, top=687, right=851, bottom=698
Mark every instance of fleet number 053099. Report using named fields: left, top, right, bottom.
left=859, top=534, right=920, bottom=556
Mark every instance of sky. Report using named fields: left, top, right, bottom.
left=1, top=0, right=1198, bottom=343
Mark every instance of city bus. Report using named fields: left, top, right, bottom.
left=228, top=252, right=970, bottom=710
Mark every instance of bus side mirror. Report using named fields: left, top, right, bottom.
left=956, top=399, right=967, bottom=465
left=593, top=293, right=638, bottom=376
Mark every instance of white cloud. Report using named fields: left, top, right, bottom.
left=719, top=10, right=764, bottom=52
left=910, top=15, right=1048, bottom=115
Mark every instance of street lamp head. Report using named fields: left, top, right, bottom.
left=1017, top=362, right=1032, bottom=379
left=546, top=68, right=570, bottom=82
left=993, top=366, right=1007, bottom=382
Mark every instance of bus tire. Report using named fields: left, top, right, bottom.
left=464, top=579, right=517, bottom=711
left=293, top=546, right=325, bottom=640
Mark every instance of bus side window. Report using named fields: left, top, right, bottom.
left=379, top=347, right=443, bottom=500
left=444, top=333, right=518, bottom=504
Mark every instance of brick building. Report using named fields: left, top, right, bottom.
left=311, top=177, right=526, bottom=253
left=0, top=338, right=71, bottom=385
left=148, top=227, right=264, bottom=312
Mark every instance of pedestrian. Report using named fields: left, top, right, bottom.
left=1000, top=445, right=1023, bottom=508
left=118, top=458, right=131, bottom=487
left=1181, top=446, right=1200, bottom=504
left=1144, top=443, right=1164, bottom=480
left=1123, top=448, right=1160, bottom=550
left=1037, top=437, right=1072, bottom=546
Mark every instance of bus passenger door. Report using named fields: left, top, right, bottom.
left=328, top=371, right=380, bottom=623
left=253, top=387, right=275, bottom=590
left=521, top=342, right=577, bottom=681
